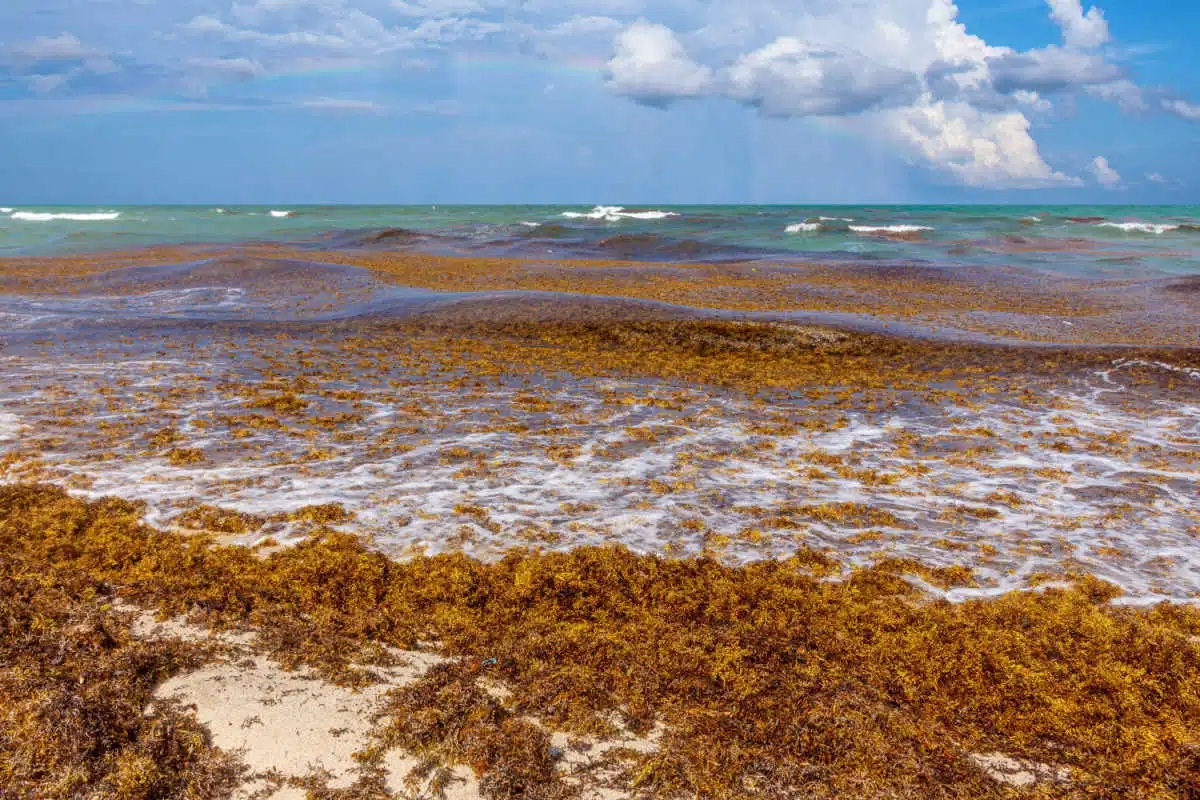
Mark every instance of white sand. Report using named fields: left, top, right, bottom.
left=127, top=604, right=658, bottom=799
left=969, top=752, right=1072, bottom=788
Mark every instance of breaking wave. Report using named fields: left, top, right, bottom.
left=1097, top=222, right=1182, bottom=235
left=849, top=225, right=934, bottom=235
left=561, top=206, right=679, bottom=222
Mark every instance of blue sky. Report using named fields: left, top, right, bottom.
left=0, top=0, right=1197, bottom=204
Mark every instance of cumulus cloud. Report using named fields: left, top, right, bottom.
left=606, top=21, right=711, bottom=104
left=1045, top=0, right=1110, bottom=49
left=1088, top=156, right=1121, bottom=188
left=986, top=47, right=1118, bottom=96
left=603, top=0, right=1092, bottom=186
left=725, top=38, right=922, bottom=116
left=879, top=101, right=1079, bottom=187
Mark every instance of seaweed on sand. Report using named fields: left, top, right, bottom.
left=0, top=496, right=245, bottom=798
left=2, top=484, right=1199, bottom=798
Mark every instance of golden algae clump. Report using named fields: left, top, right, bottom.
left=2, top=485, right=1200, bottom=798
left=0, top=492, right=244, bottom=798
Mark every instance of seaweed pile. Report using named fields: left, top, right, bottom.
left=2, top=484, right=1198, bottom=798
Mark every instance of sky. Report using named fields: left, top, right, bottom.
left=1, top=0, right=1198, bottom=204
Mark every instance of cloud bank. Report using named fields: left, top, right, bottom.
left=1, top=0, right=1196, bottom=189
left=601, top=0, right=1188, bottom=187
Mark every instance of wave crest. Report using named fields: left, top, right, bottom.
left=849, top=225, right=933, bottom=236
left=1096, top=222, right=1180, bottom=234
left=561, top=206, right=679, bottom=222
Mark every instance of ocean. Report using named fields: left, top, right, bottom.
left=3, top=204, right=1200, bottom=278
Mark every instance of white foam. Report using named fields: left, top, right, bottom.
left=561, top=206, right=678, bottom=222
left=0, top=208, right=13, bottom=214
left=1112, top=358, right=1200, bottom=381
left=0, top=411, right=21, bottom=441
left=849, top=225, right=933, bottom=235
left=785, top=223, right=822, bottom=233
left=817, top=216, right=854, bottom=222
left=1021, top=216, right=1042, bottom=223
left=520, top=222, right=540, bottom=228
left=2, top=349, right=1196, bottom=604
left=269, top=210, right=293, bottom=218
left=11, top=211, right=120, bottom=222
left=1096, top=222, right=1179, bottom=234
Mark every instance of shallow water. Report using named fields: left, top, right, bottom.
left=0, top=256, right=1195, bottom=604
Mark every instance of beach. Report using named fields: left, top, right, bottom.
left=1, top=206, right=1198, bottom=798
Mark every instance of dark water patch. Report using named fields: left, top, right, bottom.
left=1162, top=275, right=1200, bottom=294
left=320, top=227, right=447, bottom=250
left=516, top=223, right=576, bottom=239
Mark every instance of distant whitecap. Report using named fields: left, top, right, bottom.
left=269, top=210, right=293, bottom=218
left=11, top=211, right=121, bottom=222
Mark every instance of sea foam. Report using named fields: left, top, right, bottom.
left=11, top=211, right=120, bottom=222
left=269, top=210, right=293, bottom=218
left=785, top=222, right=822, bottom=233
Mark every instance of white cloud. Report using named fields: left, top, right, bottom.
left=877, top=100, right=1079, bottom=187
left=183, top=16, right=236, bottom=36
left=725, top=37, right=921, bottom=116
left=1046, top=0, right=1110, bottom=49
left=986, top=46, right=1118, bottom=95
left=1163, top=99, right=1200, bottom=121
left=187, top=57, right=266, bottom=80
left=604, top=0, right=1086, bottom=186
left=27, top=73, right=74, bottom=93
left=9, top=33, right=95, bottom=61
left=1146, top=172, right=1167, bottom=184
left=1088, top=155, right=1121, bottom=188
left=607, top=21, right=711, bottom=103
left=301, top=96, right=385, bottom=112
left=391, top=0, right=487, bottom=18
left=1086, top=79, right=1147, bottom=112
left=5, top=32, right=120, bottom=93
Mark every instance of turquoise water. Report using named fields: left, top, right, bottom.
left=2, top=204, right=1199, bottom=277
